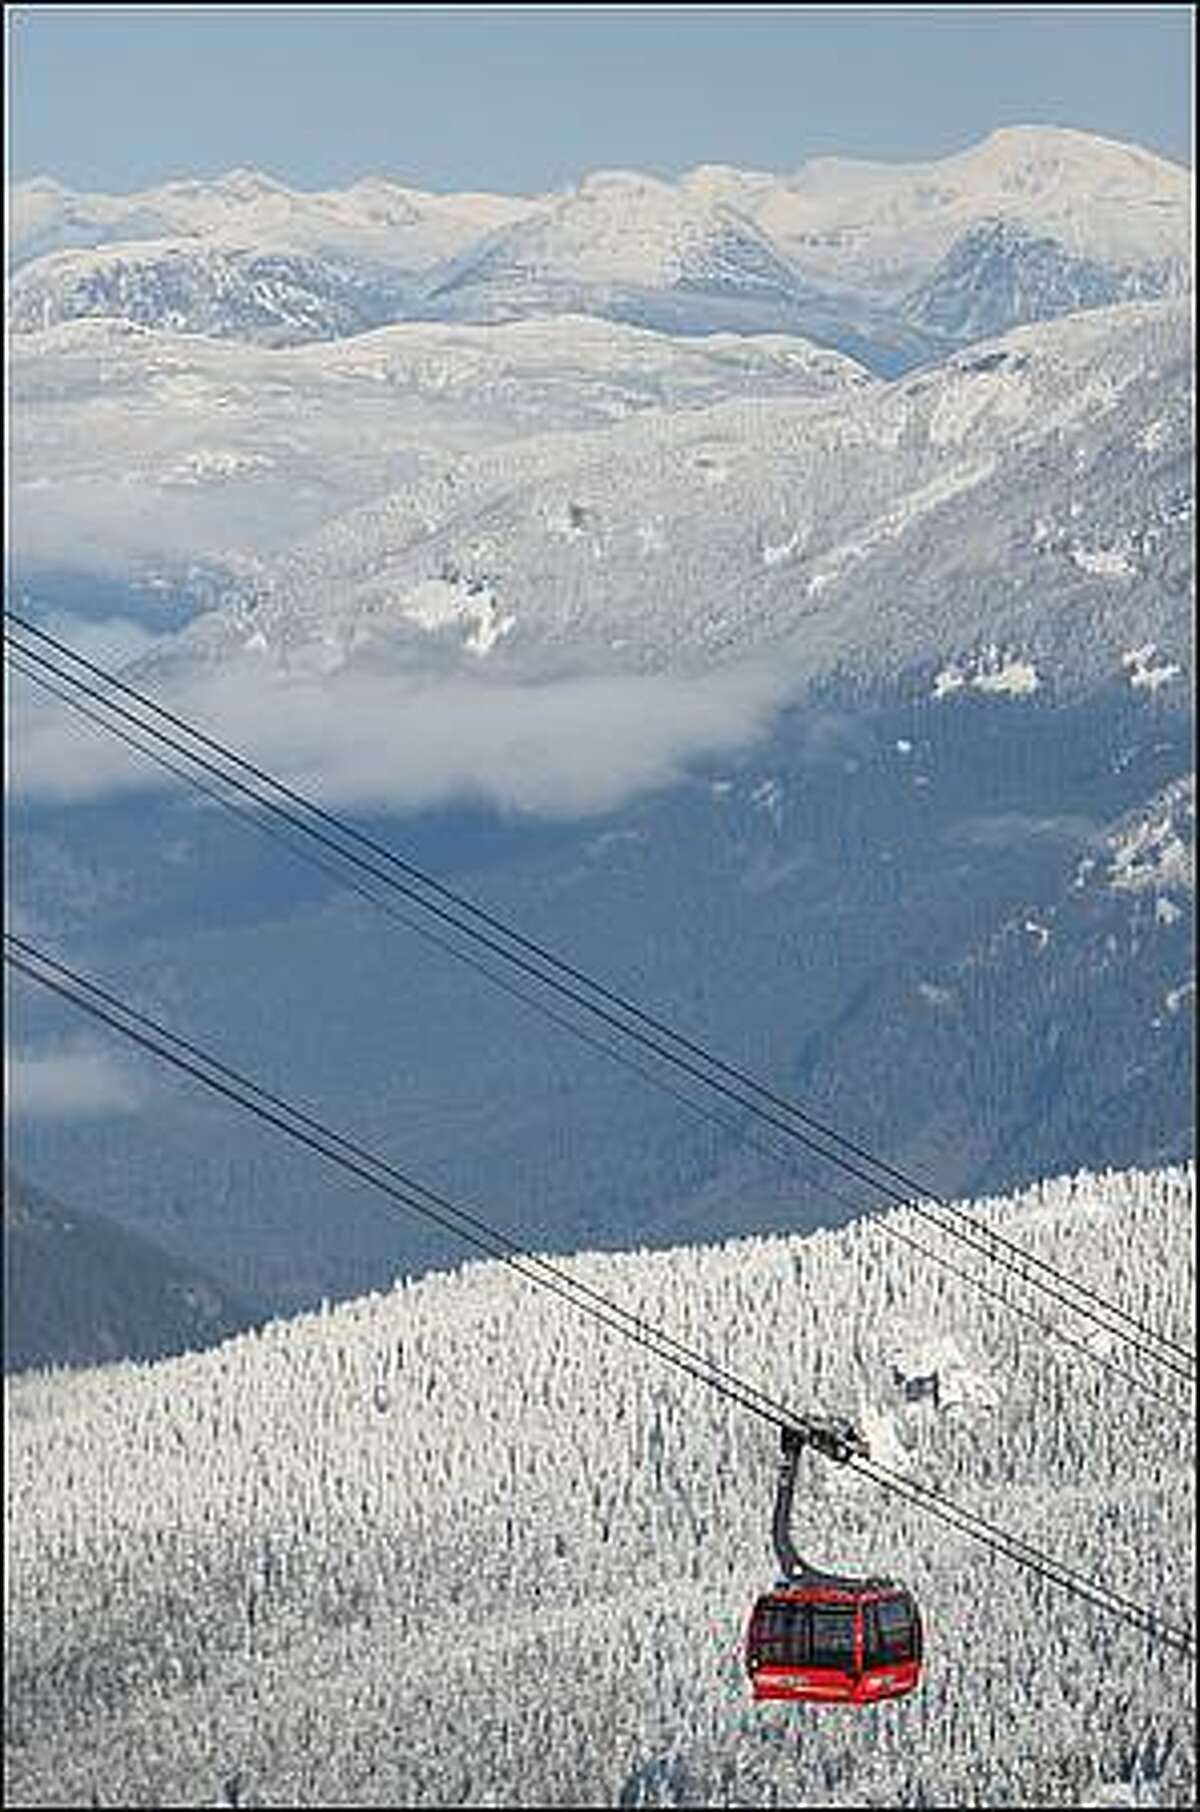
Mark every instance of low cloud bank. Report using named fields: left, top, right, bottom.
left=9, top=654, right=793, bottom=820
left=6, top=1042, right=143, bottom=1120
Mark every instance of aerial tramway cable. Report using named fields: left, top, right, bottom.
left=7, top=612, right=1176, bottom=1354
left=11, top=609, right=1186, bottom=1365
left=5, top=614, right=1194, bottom=1391
left=3, top=664, right=1190, bottom=1423
left=5, top=934, right=1195, bottom=1663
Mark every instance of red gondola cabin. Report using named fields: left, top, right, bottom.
left=746, top=1578, right=922, bottom=1704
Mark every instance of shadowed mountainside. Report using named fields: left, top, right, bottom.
left=3, top=1169, right=267, bottom=1373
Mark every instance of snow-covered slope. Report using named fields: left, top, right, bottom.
left=6, top=238, right=416, bottom=346
left=168, top=299, right=1191, bottom=698
left=5, top=1164, right=1194, bottom=1808
left=431, top=168, right=803, bottom=295
left=8, top=313, right=870, bottom=575
left=3, top=1169, right=266, bottom=1373
left=905, top=217, right=1183, bottom=340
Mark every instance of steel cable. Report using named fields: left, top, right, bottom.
left=6, top=660, right=1192, bottom=1422
left=6, top=935, right=1194, bottom=1663
left=6, top=617, right=1194, bottom=1387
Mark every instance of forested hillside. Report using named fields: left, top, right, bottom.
left=3, top=1170, right=266, bottom=1373
left=5, top=1164, right=1193, bottom=1808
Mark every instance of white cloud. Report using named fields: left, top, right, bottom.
left=8, top=654, right=793, bottom=820
left=5, top=1041, right=143, bottom=1119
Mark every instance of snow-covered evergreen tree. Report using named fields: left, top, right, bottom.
left=5, top=1166, right=1194, bottom=1806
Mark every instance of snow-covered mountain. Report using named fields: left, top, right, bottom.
left=6, top=172, right=937, bottom=371
left=905, top=216, right=1184, bottom=340
left=7, top=168, right=537, bottom=272
left=10, top=647, right=1191, bottom=1309
left=162, top=299, right=1192, bottom=697
left=6, top=238, right=416, bottom=346
left=8, top=129, right=1188, bottom=365
left=6, top=1164, right=1194, bottom=1808
left=7, top=312, right=869, bottom=576
left=15, top=129, right=1185, bottom=289
left=718, top=125, right=1192, bottom=294
left=431, top=169, right=803, bottom=296
left=3, top=1169, right=266, bottom=1372
left=415, top=168, right=941, bottom=371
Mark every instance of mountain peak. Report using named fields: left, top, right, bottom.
left=574, top=168, right=670, bottom=197
left=429, top=170, right=802, bottom=298
left=205, top=166, right=292, bottom=198
left=951, top=123, right=1190, bottom=196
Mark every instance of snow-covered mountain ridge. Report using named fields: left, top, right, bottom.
left=409, top=169, right=942, bottom=371
left=428, top=168, right=804, bottom=294
left=6, top=1163, right=1194, bottom=1807
left=7, top=311, right=870, bottom=574
left=12, top=127, right=1187, bottom=282
left=8, top=128, right=1189, bottom=361
left=730, top=125, right=1191, bottom=290
left=7, top=168, right=536, bottom=272
left=164, top=298, right=1191, bottom=699
left=6, top=237, right=417, bottom=346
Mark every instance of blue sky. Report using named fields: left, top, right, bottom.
left=6, top=5, right=1193, bottom=196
